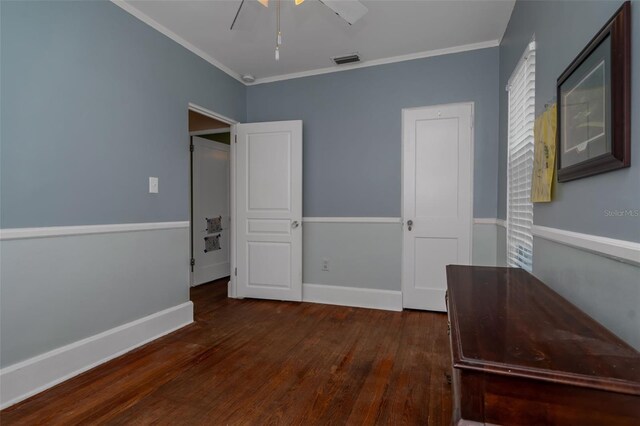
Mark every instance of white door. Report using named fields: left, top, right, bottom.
left=402, top=103, right=473, bottom=311
left=192, top=136, right=230, bottom=286
left=235, top=121, right=302, bottom=301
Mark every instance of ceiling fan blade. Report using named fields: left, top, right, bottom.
left=230, top=0, right=245, bottom=30
left=257, top=0, right=269, bottom=7
left=319, top=0, right=368, bottom=25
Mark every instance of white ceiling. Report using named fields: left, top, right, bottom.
left=120, top=0, right=515, bottom=84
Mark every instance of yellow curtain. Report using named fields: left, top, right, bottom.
left=531, top=103, right=557, bottom=203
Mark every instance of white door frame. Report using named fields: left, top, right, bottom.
left=188, top=103, right=238, bottom=297
left=189, top=128, right=231, bottom=136
left=400, top=102, right=474, bottom=309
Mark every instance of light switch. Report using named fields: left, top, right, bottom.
left=149, top=177, right=159, bottom=194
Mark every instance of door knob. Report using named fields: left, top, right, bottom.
left=407, top=220, right=413, bottom=231
left=292, top=221, right=300, bottom=229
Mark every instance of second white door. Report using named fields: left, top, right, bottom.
left=235, top=121, right=303, bottom=301
left=402, top=103, right=473, bottom=311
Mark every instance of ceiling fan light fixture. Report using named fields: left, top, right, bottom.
left=231, top=0, right=367, bottom=60
left=257, top=0, right=303, bottom=8
left=274, top=0, right=281, bottom=61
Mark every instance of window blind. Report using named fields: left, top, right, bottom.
left=507, top=42, right=535, bottom=271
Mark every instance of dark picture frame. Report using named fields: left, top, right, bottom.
left=556, top=1, right=631, bottom=182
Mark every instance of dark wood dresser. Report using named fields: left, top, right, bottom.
left=445, top=265, right=640, bottom=425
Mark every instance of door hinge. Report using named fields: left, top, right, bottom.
left=190, top=144, right=194, bottom=152
left=234, top=267, right=237, bottom=276
left=234, top=135, right=237, bottom=143
left=190, top=258, right=195, bottom=267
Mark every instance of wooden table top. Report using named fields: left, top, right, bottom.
left=446, top=265, right=640, bottom=395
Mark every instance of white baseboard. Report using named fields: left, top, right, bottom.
left=0, top=301, right=194, bottom=409
left=303, top=283, right=402, bottom=312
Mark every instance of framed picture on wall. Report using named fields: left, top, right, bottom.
left=556, top=1, right=631, bottom=182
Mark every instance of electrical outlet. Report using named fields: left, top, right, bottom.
left=322, top=258, right=330, bottom=272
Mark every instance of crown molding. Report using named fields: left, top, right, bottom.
left=112, top=0, right=500, bottom=88
left=110, top=1, right=245, bottom=84
left=248, top=40, right=500, bottom=85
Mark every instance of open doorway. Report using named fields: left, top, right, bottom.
left=188, top=105, right=236, bottom=288
left=187, top=106, right=302, bottom=300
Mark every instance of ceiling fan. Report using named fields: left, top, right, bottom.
left=230, top=0, right=368, bottom=61
left=257, top=0, right=305, bottom=6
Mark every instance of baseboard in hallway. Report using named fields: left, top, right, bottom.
left=302, top=283, right=403, bottom=311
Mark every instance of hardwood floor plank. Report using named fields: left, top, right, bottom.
left=1, top=279, right=452, bottom=425
left=366, top=312, right=436, bottom=426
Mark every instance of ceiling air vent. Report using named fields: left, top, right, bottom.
left=332, top=53, right=360, bottom=65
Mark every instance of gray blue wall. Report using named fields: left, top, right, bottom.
left=248, top=48, right=501, bottom=291
left=0, top=0, right=245, bottom=367
left=5, top=0, right=635, bottom=369
left=499, top=0, right=640, bottom=349
left=0, top=227, right=189, bottom=367
left=498, top=0, right=640, bottom=242
left=533, top=237, right=640, bottom=349
left=303, top=222, right=402, bottom=290
left=1, top=0, right=246, bottom=229
left=247, top=47, right=500, bottom=219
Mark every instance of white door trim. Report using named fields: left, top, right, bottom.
left=188, top=103, right=238, bottom=292
left=229, top=126, right=238, bottom=297
left=401, top=102, right=475, bottom=310
left=189, top=128, right=231, bottom=136
left=188, top=103, right=238, bottom=125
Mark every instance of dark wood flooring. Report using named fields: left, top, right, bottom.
left=1, top=279, right=452, bottom=425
